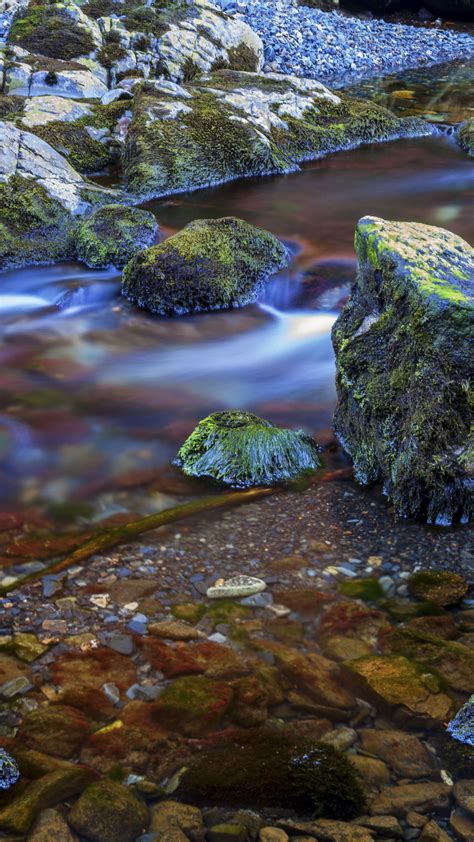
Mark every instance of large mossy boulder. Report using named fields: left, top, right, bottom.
left=332, top=216, right=474, bottom=525
left=122, top=217, right=289, bottom=315
left=123, top=71, right=430, bottom=199
left=77, top=205, right=158, bottom=268
left=174, top=410, right=321, bottom=487
left=8, top=2, right=96, bottom=60
left=179, top=728, right=366, bottom=818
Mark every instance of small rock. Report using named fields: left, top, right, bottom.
left=27, top=807, right=76, bottom=841
left=69, top=779, right=149, bottom=842
left=370, top=782, right=452, bottom=818
left=260, top=830, right=289, bottom=842
left=419, top=818, right=452, bottom=841
left=454, top=779, right=474, bottom=817
left=208, top=825, right=247, bottom=842
left=207, top=576, right=267, bottom=599
left=0, top=749, right=20, bottom=791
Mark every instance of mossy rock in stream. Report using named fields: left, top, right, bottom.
left=77, top=205, right=159, bottom=268
left=458, top=118, right=474, bottom=157
left=332, top=216, right=474, bottom=525
left=69, top=779, right=149, bottom=842
left=122, top=216, right=289, bottom=315
left=123, top=71, right=431, bottom=199
left=179, top=728, right=366, bottom=818
left=174, top=410, right=321, bottom=488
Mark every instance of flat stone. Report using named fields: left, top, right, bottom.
left=454, top=780, right=474, bottom=816
left=419, top=819, right=452, bottom=841
left=349, top=756, right=390, bottom=790
left=370, top=783, right=452, bottom=818
left=358, top=729, right=437, bottom=779
left=27, top=807, right=76, bottom=841
left=148, top=620, right=204, bottom=641
left=22, top=96, right=92, bottom=128
left=260, top=828, right=289, bottom=842
left=449, top=808, right=474, bottom=841
left=277, top=819, right=374, bottom=841
left=353, top=815, right=403, bottom=838
left=207, top=576, right=267, bottom=599
left=208, top=824, right=248, bottom=842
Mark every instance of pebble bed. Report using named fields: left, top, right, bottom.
left=215, top=0, right=474, bottom=85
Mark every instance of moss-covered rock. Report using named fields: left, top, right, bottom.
left=174, top=410, right=320, bottom=487
left=69, top=779, right=148, bottom=842
left=408, top=570, right=468, bottom=606
left=382, top=627, right=474, bottom=693
left=180, top=728, right=366, bottom=818
left=458, top=118, right=474, bottom=157
left=338, top=578, right=384, bottom=602
left=122, top=216, right=289, bottom=315
left=123, top=71, right=430, bottom=198
left=0, top=767, right=96, bottom=835
left=19, top=704, right=92, bottom=758
left=153, top=674, right=233, bottom=735
left=77, top=204, right=158, bottom=268
left=332, top=216, right=474, bottom=525
left=9, top=3, right=95, bottom=60
left=343, top=654, right=454, bottom=727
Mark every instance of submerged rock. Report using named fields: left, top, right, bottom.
left=123, top=71, right=431, bottom=199
left=332, top=216, right=474, bottom=525
left=207, top=575, right=267, bottom=599
left=448, top=696, right=474, bottom=747
left=0, top=749, right=20, bottom=791
left=458, top=118, right=474, bottom=157
left=122, top=217, right=288, bottom=315
left=174, top=410, right=320, bottom=487
left=408, top=570, right=468, bottom=606
left=77, top=205, right=158, bottom=268
left=69, top=779, right=149, bottom=842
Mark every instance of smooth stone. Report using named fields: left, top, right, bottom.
left=207, top=576, right=267, bottom=599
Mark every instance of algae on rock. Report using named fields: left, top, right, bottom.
left=77, top=205, right=159, bottom=268
left=332, top=216, right=474, bottom=525
left=122, top=216, right=289, bottom=315
left=174, top=410, right=321, bottom=488
left=123, top=71, right=431, bottom=199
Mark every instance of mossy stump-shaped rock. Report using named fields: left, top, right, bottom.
left=122, top=217, right=289, bottom=315
left=458, top=118, right=474, bottom=157
left=332, top=216, right=474, bottom=525
left=77, top=205, right=159, bottom=269
left=174, top=410, right=320, bottom=487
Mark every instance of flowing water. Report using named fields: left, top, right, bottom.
left=0, top=61, right=473, bottom=511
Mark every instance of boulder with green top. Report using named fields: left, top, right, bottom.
left=69, top=779, right=149, bottom=842
left=332, top=216, right=474, bottom=525
left=174, top=410, right=320, bottom=487
left=122, top=217, right=289, bottom=315
left=0, top=767, right=96, bottom=835
left=458, top=118, right=474, bottom=157
left=123, top=71, right=431, bottom=199
left=408, top=570, right=468, bottom=606
left=343, top=654, right=454, bottom=727
left=77, top=205, right=159, bottom=268
left=381, top=627, right=474, bottom=693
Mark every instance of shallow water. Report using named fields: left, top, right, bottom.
left=0, top=62, right=473, bottom=510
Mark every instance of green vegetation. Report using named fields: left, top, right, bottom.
left=77, top=204, right=158, bottom=268
left=9, top=3, right=95, bottom=60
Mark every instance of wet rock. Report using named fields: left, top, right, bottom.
left=208, top=824, right=248, bottom=842
left=260, top=828, right=289, bottom=842
left=149, top=800, right=205, bottom=841
left=123, top=217, right=289, bottom=316
left=149, top=620, right=204, bottom=641
left=153, top=675, right=233, bottom=735
left=407, top=614, right=459, bottom=640
left=454, top=780, right=474, bottom=816
left=332, top=216, right=473, bottom=524
left=449, top=808, right=474, bottom=840
left=0, top=767, right=96, bottom=835
left=458, top=118, right=474, bottom=157
left=370, top=782, right=452, bottom=818
left=447, top=696, right=474, bottom=746
left=319, top=602, right=391, bottom=646
left=0, top=632, right=48, bottom=663
left=51, top=648, right=137, bottom=693
left=343, top=655, right=454, bottom=726
left=352, top=815, right=403, bottom=837
left=19, top=704, right=92, bottom=758
left=277, top=819, right=373, bottom=841
left=0, top=749, right=20, bottom=791
left=207, top=576, right=267, bottom=599
left=419, top=819, right=452, bottom=841
left=27, top=807, right=76, bottom=841
left=77, top=205, right=158, bottom=269
left=349, top=756, right=390, bottom=790
left=408, top=571, right=469, bottom=606
left=123, top=72, right=430, bottom=199
left=358, top=729, right=438, bottom=779
left=321, top=636, right=375, bottom=661
left=382, top=627, right=474, bottom=693
left=69, top=779, right=148, bottom=842
left=174, top=410, right=320, bottom=488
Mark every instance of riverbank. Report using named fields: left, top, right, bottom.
left=214, top=0, right=474, bottom=84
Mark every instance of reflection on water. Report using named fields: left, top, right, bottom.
left=0, top=62, right=473, bottom=509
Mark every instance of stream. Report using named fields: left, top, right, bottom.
left=0, top=59, right=472, bottom=512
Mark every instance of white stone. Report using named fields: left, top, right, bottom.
left=29, top=70, right=108, bottom=100
left=22, top=96, right=93, bottom=127
left=101, top=87, right=133, bottom=105
left=207, top=575, right=267, bottom=599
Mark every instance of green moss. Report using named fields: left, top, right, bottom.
left=174, top=410, right=321, bottom=488
left=180, top=729, right=366, bottom=818
left=0, top=95, right=23, bottom=120
left=97, top=42, right=128, bottom=69
left=9, top=3, right=95, bottom=60
left=69, top=779, right=148, bottom=842
left=0, top=175, right=75, bottom=271
left=226, top=43, right=259, bottom=72
left=338, top=578, right=384, bottom=602
left=408, top=570, right=468, bottom=605
left=32, top=122, right=115, bottom=174
left=153, top=675, right=233, bottom=734
left=76, top=204, right=158, bottom=268
left=171, top=602, right=207, bottom=624
left=122, top=216, right=289, bottom=315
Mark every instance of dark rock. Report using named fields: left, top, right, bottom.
left=76, top=204, right=159, bottom=269
left=69, top=779, right=149, bottom=842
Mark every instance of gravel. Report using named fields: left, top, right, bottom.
left=215, top=0, right=474, bottom=86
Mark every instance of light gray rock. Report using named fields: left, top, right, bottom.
left=22, top=96, right=93, bottom=127
left=101, top=87, right=133, bottom=105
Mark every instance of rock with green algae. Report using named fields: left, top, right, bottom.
left=69, top=779, right=149, bottom=842
left=381, top=627, right=474, bottom=693
left=0, top=767, right=97, bottom=835
left=408, top=570, right=469, bottom=606
left=342, top=654, right=454, bottom=727
left=332, top=216, right=474, bottom=525
left=19, top=704, right=92, bottom=758
left=174, top=410, right=320, bottom=488
left=153, top=674, right=233, bottom=735
left=123, top=71, right=431, bottom=199
left=179, top=728, right=366, bottom=818
left=122, top=217, right=289, bottom=316
left=458, top=118, right=474, bottom=157
left=77, top=204, right=159, bottom=268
